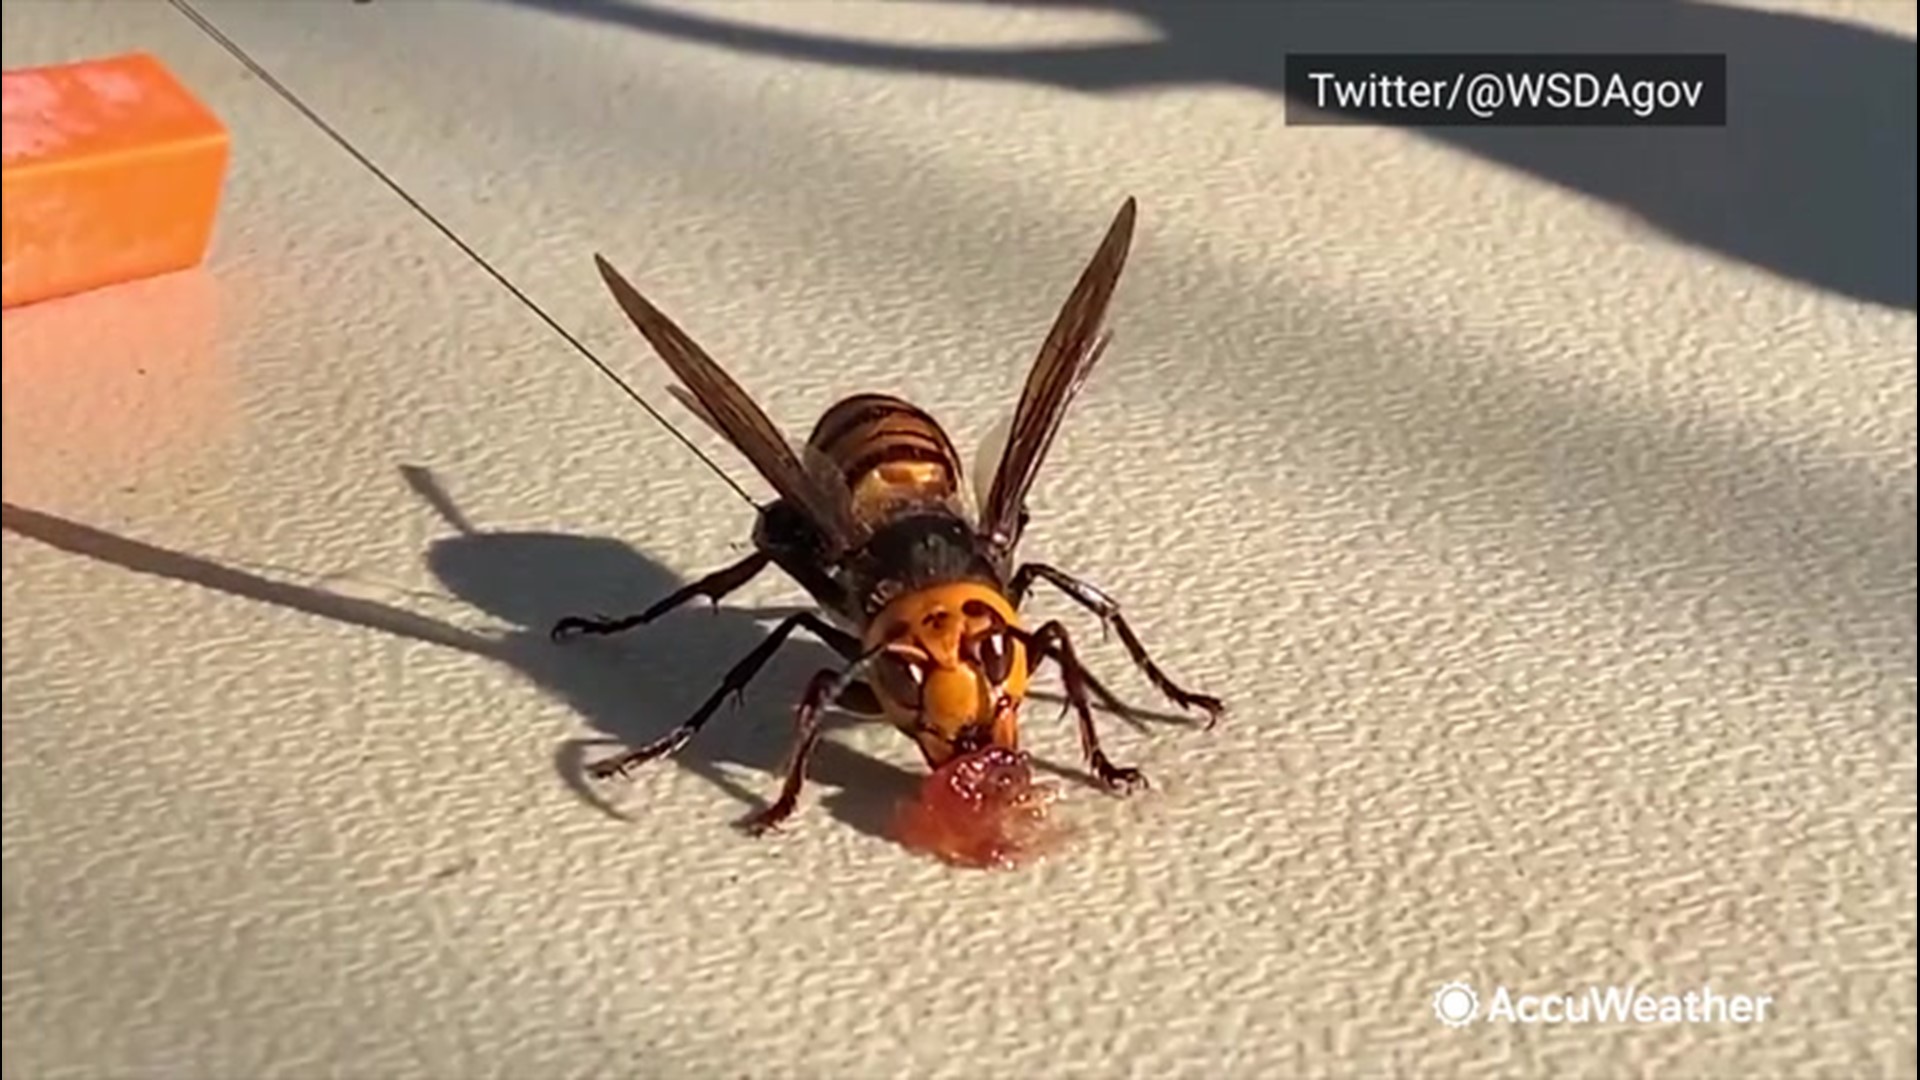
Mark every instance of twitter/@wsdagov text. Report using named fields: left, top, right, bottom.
left=1284, top=54, right=1727, bottom=127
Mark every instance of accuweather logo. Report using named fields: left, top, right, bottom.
left=1430, top=980, right=1776, bottom=1028
left=1432, top=982, right=1481, bottom=1028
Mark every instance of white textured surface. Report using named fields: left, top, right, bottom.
left=2, top=2, right=1914, bottom=1078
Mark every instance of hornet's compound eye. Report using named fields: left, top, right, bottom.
left=872, top=650, right=926, bottom=709
left=975, top=628, right=1016, bottom=687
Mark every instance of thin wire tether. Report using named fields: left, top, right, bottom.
left=167, top=0, right=758, bottom=509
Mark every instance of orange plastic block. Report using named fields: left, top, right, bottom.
left=2, top=51, right=229, bottom=309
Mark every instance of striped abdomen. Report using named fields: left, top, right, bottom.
left=806, top=393, right=966, bottom=528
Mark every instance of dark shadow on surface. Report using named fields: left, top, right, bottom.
left=3, top=471, right=1181, bottom=842
left=1, top=492, right=911, bottom=838
left=502, top=0, right=1916, bottom=312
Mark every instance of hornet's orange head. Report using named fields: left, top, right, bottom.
left=863, top=582, right=1031, bottom=768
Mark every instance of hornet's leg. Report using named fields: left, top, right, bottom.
left=739, top=667, right=847, bottom=836
left=552, top=551, right=771, bottom=641
left=1017, top=620, right=1150, bottom=794
left=588, top=611, right=853, bottom=780
left=1010, top=562, right=1225, bottom=728
left=1027, top=662, right=1152, bottom=733
left=1071, top=664, right=1159, bottom=735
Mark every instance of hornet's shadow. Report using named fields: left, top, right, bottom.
left=393, top=464, right=917, bottom=833
left=2, top=466, right=1185, bottom=843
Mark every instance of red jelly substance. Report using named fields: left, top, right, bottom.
left=892, top=746, right=1069, bottom=869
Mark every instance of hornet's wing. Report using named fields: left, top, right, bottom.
left=593, top=254, right=868, bottom=556
left=977, top=197, right=1135, bottom=562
